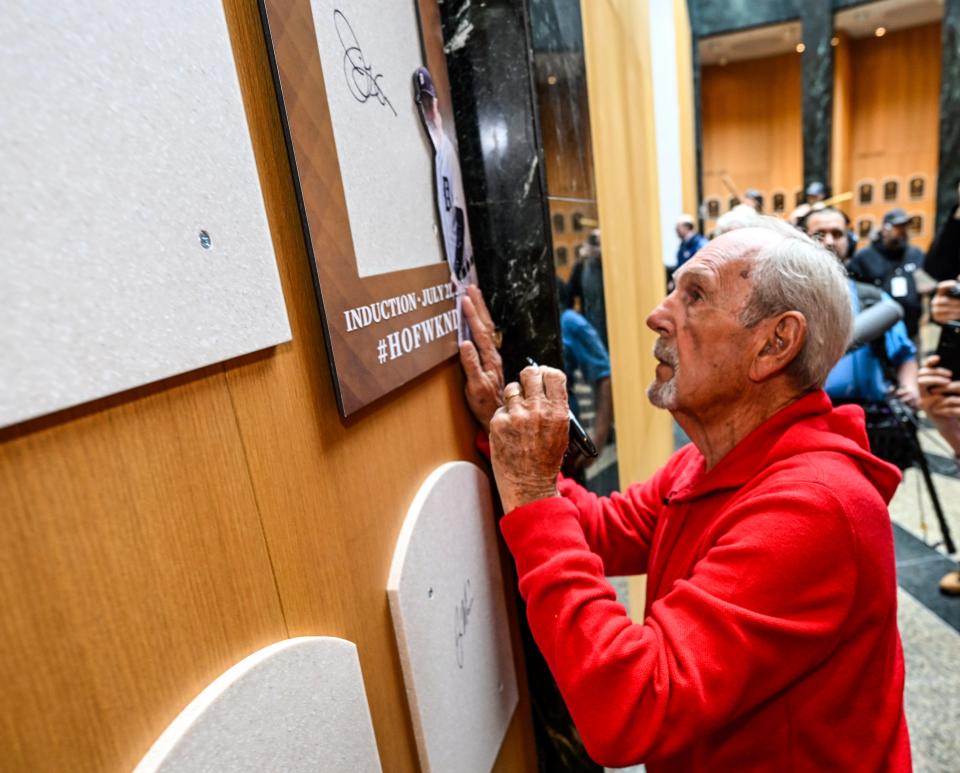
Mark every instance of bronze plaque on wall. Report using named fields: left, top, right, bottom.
left=259, top=0, right=466, bottom=416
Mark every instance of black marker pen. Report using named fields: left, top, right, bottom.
left=525, top=358, right=599, bottom=459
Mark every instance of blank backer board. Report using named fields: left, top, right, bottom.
left=0, top=1, right=291, bottom=429
left=387, top=462, right=519, bottom=773
left=134, top=637, right=382, bottom=772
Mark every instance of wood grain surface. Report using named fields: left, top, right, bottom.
left=846, top=22, right=941, bottom=250
left=701, top=51, right=804, bottom=225
left=0, top=0, right=536, bottom=770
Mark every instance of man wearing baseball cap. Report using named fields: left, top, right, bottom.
left=847, top=208, right=925, bottom=340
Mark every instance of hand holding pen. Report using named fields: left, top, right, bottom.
left=526, top=358, right=599, bottom=459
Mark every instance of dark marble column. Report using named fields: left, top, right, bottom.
left=687, top=0, right=799, bottom=38
left=439, top=3, right=597, bottom=771
left=439, top=0, right=562, bottom=382
left=936, top=0, right=960, bottom=230
left=801, top=0, right=833, bottom=190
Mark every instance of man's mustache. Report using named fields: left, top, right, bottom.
left=654, top=339, right=678, bottom=367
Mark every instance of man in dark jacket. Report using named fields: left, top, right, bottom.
left=847, top=208, right=924, bottom=339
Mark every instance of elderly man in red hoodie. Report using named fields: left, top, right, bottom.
left=459, top=217, right=911, bottom=771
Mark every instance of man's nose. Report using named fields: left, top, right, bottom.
left=646, top=295, right=673, bottom=335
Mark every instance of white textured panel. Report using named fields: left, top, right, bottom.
left=135, top=637, right=382, bottom=773
left=0, top=1, right=291, bottom=428
left=310, top=0, right=444, bottom=278
left=388, top=462, right=519, bottom=773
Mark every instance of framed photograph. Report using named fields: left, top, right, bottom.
left=858, top=181, right=874, bottom=206
left=909, top=176, right=925, bottom=200
left=260, top=0, right=468, bottom=416
left=908, top=215, right=923, bottom=236
left=883, top=178, right=899, bottom=202
left=706, top=198, right=720, bottom=219
left=857, top=218, right=874, bottom=241
left=772, top=192, right=786, bottom=213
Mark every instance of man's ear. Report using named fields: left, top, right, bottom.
left=750, top=312, right=807, bottom=382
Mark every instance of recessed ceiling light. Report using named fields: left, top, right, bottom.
left=546, top=74, right=558, bottom=86
left=831, top=36, right=839, bottom=47
left=875, top=27, right=886, bottom=37
left=796, top=42, right=806, bottom=53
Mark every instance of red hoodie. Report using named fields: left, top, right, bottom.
left=500, top=391, right=911, bottom=771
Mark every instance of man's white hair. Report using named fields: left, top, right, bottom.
left=721, top=215, right=852, bottom=392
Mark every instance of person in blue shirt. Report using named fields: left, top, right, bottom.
left=675, top=214, right=708, bottom=268
left=806, top=209, right=919, bottom=406
left=557, top=279, right=612, bottom=461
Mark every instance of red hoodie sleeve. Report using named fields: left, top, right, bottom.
left=556, top=468, right=666, bottom=577
left=500, top=481, right=858, bottom=768
left=480, top=430, right=666, bottom=576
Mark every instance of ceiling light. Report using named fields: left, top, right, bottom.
left=796, top=42, right=806, bottom=53
left=875, top=27, right=886, bottom=37
left=546, top=74, right=558, bottom=86
left=831, top=36, right=839, bottom=47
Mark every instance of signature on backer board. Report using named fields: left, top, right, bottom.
left=454, top=579, right=474, bottom=669
left=334, top=9, right=397, bottom=116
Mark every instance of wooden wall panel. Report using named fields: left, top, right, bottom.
left=701, top=52, right=803, bottom=228
left=0, top=0, right=537, bottom=771
left=848, top=23, right=941, bottom=250
left=0, top=369, right=288, bottom=771
left=580, top=0, right=674, bottom=486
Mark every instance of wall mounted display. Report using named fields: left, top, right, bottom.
left=772, top=192, right=786, bottom=213
left=909, top=215, right=923, bottom=236
left=388, top=463, right=519, bottom=773
left=909, top=176, right=926, bottom=200
left=883, top=178, right=899, bottom=202
left=259, top=0, right=471, bottom=416
left=0, top=2, right=291, bottom=429
left=858, top=181, right=874, bottom=205
left=858, top=218, right=875, bottom=241
left=135, top=637, right=382, bottom=772
left=706, top=198, right=721, bottom=219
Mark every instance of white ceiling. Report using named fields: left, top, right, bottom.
left=699, top=0, right=943, bottom=66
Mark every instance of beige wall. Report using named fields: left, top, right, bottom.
left=580, top=0, right=675, bottom=487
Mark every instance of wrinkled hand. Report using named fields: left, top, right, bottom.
left=918, top=355, right=960, bottom=418
left=458, top=286, right=504, bottom=431
left=931, top=279, right=960, bottom=325
left=490, top=366, right=569, bottom=513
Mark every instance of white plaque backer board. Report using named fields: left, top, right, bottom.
left=0, top=2, right=291, bottom=429
left=310, top=0, right=444, bottom=278
left=135, top=637, right=382, bottom=773
left=388, top=462, right=519, bottom=773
